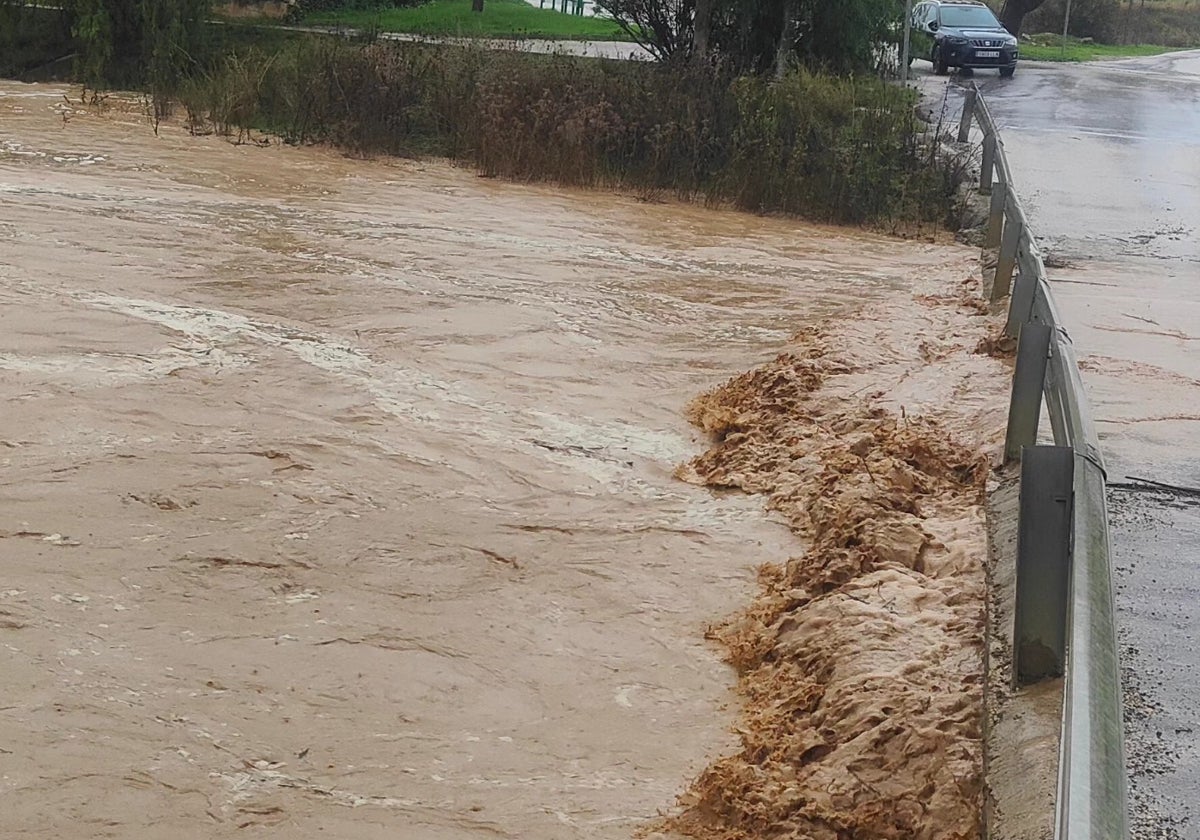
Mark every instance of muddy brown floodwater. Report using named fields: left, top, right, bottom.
left=1, top=81, right=1006, bottom=839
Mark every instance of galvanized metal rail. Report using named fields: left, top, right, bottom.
left=958, top=82, right=1129, bottom=840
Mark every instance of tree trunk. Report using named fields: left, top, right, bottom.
left=773, top=0, right=796, bottom=79
left=999, top=0, right=1046, bottom=36
left=692, top=0, right=713, bottom=58
left=472, top=0, right=483, bottom=12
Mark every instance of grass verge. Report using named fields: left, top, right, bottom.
left=1020, top=36, right=1182, bottom=62
left=303, top=0, right=632, bottom=41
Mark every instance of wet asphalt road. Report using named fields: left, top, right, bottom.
left=920, top=53, right=1200, bottom=839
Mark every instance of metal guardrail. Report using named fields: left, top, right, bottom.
left=957, top=82, right=1129, bottom=840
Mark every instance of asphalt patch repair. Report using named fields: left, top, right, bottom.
left=659, top=283, right=1008, bottom=840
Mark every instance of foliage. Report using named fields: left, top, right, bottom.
left=998, top=0, right=1048, bottom=35
left=596, top=0, right=902, bottom=73
left=178, top=38, right=963, bottom=230
left=141, top=0, right=211, bottom=101
left=0, top=3, right=76, bottom=78
left=1018, top=0, right=1119, bottom=40
left=1, top=0, right=213, bottom=88
left=994, top=0, right=1200, bottom=45
left=592, top=0, right=692, bottom=59
left=785, top=0, right=900, bottom=73
left=1106, top=1, right=1200, bottom=46
left=3, top=0, right=968, bottom=232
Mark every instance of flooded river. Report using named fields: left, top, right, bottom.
left=1, top=81, right=1002, bottom=838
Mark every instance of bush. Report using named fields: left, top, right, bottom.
left=0, top=4, right=76, bottom=78
left=597, top=0, right=902, bottom=73
left=1110, top=3, right=1200, bottom=47
left=1019, top=0, right=1200, bottom=46
left=1021, top=0, right=1118, bottom=42
left=179, top=37, right=962, bottom=229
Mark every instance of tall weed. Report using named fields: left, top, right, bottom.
left=179, top=37, right=962, bottom=229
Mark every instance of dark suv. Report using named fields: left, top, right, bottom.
left=910, top=0, right=1019, bottom=77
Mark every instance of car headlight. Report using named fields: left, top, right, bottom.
left=944, top=35, right=970, bottom=45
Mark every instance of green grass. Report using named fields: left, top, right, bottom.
left=303, top=0, right=633, bottom=41
left=1019, top=36, right=1183, bottom=62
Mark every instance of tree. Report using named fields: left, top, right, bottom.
left=597, top=0, right=901, bottom=73
left=791, top=0, right=898, bottom=72
left=773, top=0, right=797, bottom=77
left=1019, top=0, right=1117, bottom=41
left=1, top=0, right=76, bottom=77
left=999, top=0, right=1048, bottom=35
left=692, top=0, right=712, bottom=56
left=595, top=0, right=693, bottom=62
left=64, top=0, right=211, bottom=88
left=142, top=0, right=210, bottom=93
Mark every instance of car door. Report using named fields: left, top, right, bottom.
left=910, top=2, right=934, bottom=61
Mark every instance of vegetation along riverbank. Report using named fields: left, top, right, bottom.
left=1, top=0, right=972, bottom=231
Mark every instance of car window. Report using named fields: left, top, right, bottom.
left=939, top=5, right=1002, bottom=27
left=925, top=5, right=939, bottom=26
left=912, top=2, right=927, bottom=27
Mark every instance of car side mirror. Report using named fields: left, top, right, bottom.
left=929, top=21, right=938, bottom=31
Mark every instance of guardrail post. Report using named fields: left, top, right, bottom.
left=1005, top=252, right=1039, bottom=337
left=1014, top=445, right=1074, bottom=687
left=993, top=211, right=1022, bottom=301
left=980, top=131, right=997, bottom=194
left=1004, top=323, right=1052, bottom=463
left=958, top=86, right=978, bottom=143
left=985, top=184, right=1006, bottom=250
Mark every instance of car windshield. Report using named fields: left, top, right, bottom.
left=940, top=6, right=1001, bottom=27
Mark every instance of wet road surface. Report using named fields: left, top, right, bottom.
left=0, top=82, right=988, bottom=838
left=920, top=53, right=1200, bottom=839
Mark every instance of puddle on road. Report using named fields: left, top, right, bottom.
left=1, top=81, right=1003, bottom=839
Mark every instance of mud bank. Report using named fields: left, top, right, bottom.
left=664, top=278, right=1009, bottom=840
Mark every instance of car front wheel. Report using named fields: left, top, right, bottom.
left=1000, top=65, right=1016, bottom=78
left=933, top=46, right=949, bottom=75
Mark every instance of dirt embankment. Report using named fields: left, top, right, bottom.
left=661, top=278, right=1008, bottom=840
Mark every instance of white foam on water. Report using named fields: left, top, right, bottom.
left=69, top=292, right=762, bottom=526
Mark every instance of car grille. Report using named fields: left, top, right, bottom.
left=971, top=39, right=1003, bottom=47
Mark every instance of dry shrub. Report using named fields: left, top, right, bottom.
left=176, top=36, right=966, bottom=229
